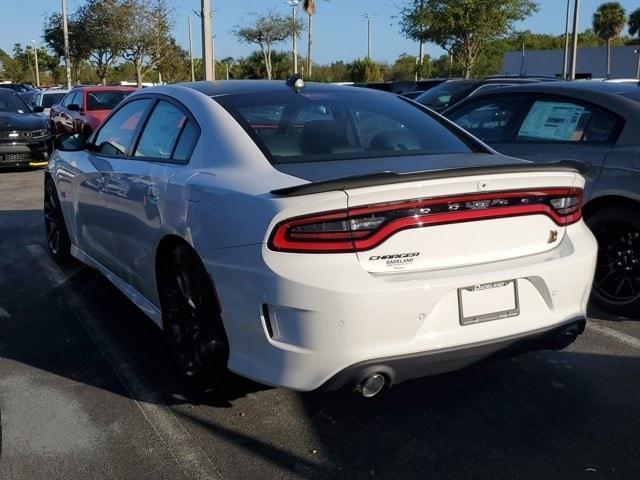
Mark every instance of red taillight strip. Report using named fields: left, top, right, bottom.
left=269, top=188, right=583, bottom=253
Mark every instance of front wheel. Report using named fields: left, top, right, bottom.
left=587, top=204, right=640, bottom=317
left=159, top=245, right=229, bottom=392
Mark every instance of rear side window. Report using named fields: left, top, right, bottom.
left=93, top=99, right=151, bottom=156
left=172, top=121, right=199, bottom=162
left=134, top=101, right=188, bottom=160
left=516, top=100, right=618, bottom=143
left=215, top=90, right=477, bottom=164
left=449, top=96, right=525, bottom=143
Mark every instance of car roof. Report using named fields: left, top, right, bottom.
left=43, top=89, right=70, bottom=94
left=178, top=80, right=370, bottom=97
left=76, top=85, right=137, bottom=92
left=456, top=80, right=640, bottom=102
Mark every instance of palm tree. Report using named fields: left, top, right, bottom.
left=303, top=0, right=316, bottom=78
left=592, top=2, right=627, bottom=78
left=629, top=8, right=640, bottom=79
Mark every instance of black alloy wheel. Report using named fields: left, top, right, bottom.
left=44, top=178, right=71, bottom=263
left=160, top=245, right=229, bottom=392
left=587, top=205, right=640, bottom=318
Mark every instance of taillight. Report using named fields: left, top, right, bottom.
left=269, top=188, right=583, bottom=253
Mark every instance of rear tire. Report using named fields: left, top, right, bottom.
left=586, top=204, right=640, bottom=317
left=44, top=177, right=71, bottom=264
left=158, top=245, right=229, bottom=393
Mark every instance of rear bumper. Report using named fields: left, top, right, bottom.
left=204, top=221, right=597, bottom=391
left=320, top=317, right=586, bottom=391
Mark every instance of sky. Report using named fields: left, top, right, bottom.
left=1, top=0, right=639, bottom=65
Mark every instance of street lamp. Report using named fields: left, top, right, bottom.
left=31, top=39, right=40, bottom=87
left=363, top=14, right=372, bottom=60
left=285, top=0, right=299, bottom=74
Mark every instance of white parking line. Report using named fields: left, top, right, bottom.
left=26, top=244, right=222, bottom=480
left=587, top=322, right=640, bottom=350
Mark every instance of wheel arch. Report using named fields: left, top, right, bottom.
left=583, top=194, right=640, bottom=219
left=154, top=235, right=223, bottom=315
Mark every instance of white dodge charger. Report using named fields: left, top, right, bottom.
left=45, top=80, right=597, bottom=397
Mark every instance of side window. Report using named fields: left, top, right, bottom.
left=134, top=101, right=189, bottom=161
left=449, top=96, right=524, bottom=143
left=172, top=121, right=199, bottom=162
left=93, top=99, right=151, bottom=156
left=515, top=99, right=617, bottom=143
left=62, top=91, right=75, bottom=107
left=76, top=91, right=85, bottom=109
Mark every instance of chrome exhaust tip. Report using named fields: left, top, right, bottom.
left=356, top=374, right=386, bottom=398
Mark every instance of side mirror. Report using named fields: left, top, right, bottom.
left=55, top=133, right=87, bottom=152
left=67, top=104, right=80, bottom=112
left=32, top=105, right=44, bottom=113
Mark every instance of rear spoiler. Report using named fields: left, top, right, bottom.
left=271, top=160, right=588, bottom=197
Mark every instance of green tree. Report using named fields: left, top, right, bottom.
left=122, top=0, right=174, bottom=87
left=234, top=13, right=301, bottom=79
left=44, top=11, right=91, bottom=84
left=399, top=0, right=431, bottom=78
left=388, top=53, right=432, bottom=80
left=348, top=58, right=384, bottom=82
left=593, top=2, right=627, bottom=77
left=422, top=0, right=538, bottom=78
left=77, top=0, right=134, bottom=84
left=628, top=8, right=640, bottom=42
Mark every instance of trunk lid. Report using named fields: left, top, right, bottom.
left=344, top=169, right=582, bottom=273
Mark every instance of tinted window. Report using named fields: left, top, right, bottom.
left=0, top=91, right=29, bottom=113
left=42, top=93, right=66, bottom=108
left=516, top=100, right=617, bottom=143
left=172, top=121, right=199, bottom=162
left=93, top=99, right=151, bottom=156
left=62, top=91, right=76, bottom=107
left=414, top=81, right=479, bottom=110
left=87, top=90, right=133, bottom=111
left=134, top=101, right=188, bottom=160
left=449, top=96, right=525, bottom=143
left=215, top=90, right=476, bottom=164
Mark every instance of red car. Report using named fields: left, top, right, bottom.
left=50, top=85, right=137, bottom=137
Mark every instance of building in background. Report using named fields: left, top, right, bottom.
left=502, top=45, right=640, bottom=79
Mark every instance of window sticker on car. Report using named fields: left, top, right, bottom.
left=518, top=102, right=585, bottom=141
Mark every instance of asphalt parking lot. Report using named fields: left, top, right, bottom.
left=0, top=168, right=639, bottom=480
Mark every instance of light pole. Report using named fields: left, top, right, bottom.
left=61, top=0, right=72, bottom=88
left=285, top=0, right=299, bottom=74
left=635, top=49, right=640, bottom=80
left=188, top=12, right=195, bottom=82
left=562, top=0, right=571, bottom=79
left=363, top=13, right=371, bottom=60
left=31, top=40, right=40, bottom=87
left=569, top=0, right=580, bottom=80
left=199, top=0, right=213, bottom=81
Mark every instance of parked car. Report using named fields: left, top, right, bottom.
left=444, top=81, right=640, bottom=316
left=0, top=83, right=37, bottom=93
left=45, top=80, right=596, bottom=395
left=414, top=76, right=565, bottom=112
left=49, top=85, right=136, bottom=137
left=29, top=89, right=69, bottom=117
left=0, top=88, right=50, bottom=168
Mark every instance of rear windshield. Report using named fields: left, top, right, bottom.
left=42, top=92, right=66, bottom=108
left=414, top=81, right=478, bottom=110
left=214, top=89, right=476, bottom=164
left=87, top=90, right=133, bottom=111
